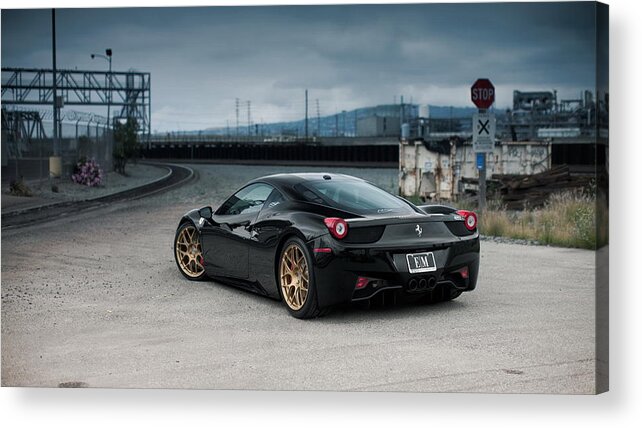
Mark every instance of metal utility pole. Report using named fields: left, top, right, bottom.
left=315, top=99, right=320, bottom=137
left=247, top=100, right=252, bottom=136
left=107, top=49, right=112, bottom=126
left=305, top=89, right=309, bottom=139
left=478, top=114, right=487, bottom=213
left=91, top=48, right=113, bottom=127
left=51, top=9, right=59, bottom=156
left=235, top=98, right=240, bottom=136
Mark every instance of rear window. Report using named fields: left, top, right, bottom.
left=294, top=179, right=416, bottom=215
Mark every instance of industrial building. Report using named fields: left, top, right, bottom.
left=398, top=88, right=608, bottom=202
left=356, top=115, right=400, bottom=137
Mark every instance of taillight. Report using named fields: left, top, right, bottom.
left=456, top=210, right=478, bottom=231
left=355, top=277, right=369, bottom=289
left=324, top=217, right=348, bottom=239
left=455, top=266, right=469, bottom=279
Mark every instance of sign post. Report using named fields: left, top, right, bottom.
left=471, top=78, right=496, bottom=213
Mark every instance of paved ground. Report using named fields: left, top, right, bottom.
left=1, top=163, right=597, bottom=393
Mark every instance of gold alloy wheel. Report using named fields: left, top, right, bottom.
left=280, top=244, right=309, bottom=311
left=175, top=225, right=204, bottom=278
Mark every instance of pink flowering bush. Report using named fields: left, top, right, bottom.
left=71, top=158, right=104, bottom=187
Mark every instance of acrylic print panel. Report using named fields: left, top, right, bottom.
left=0, top=1, right=608, bottom=394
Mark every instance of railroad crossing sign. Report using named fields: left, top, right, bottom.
left=471, top=78, right=495, bottom=213
left=471, top=78, right=495, bottom=109
left=472, top=111, right=496, bottom=153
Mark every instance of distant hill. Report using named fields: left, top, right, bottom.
left=187, top=103, right=486, bottom=137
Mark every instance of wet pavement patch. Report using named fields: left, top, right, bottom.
left=58, top=381, right=89, bottom=388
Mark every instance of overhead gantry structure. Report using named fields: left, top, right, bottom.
left=1, top=67, right=151, bottom=139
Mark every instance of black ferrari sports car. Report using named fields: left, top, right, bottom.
left=174, top=173, right=479, bottom=318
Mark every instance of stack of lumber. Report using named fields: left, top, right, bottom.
left=492, top=165, right=592, bottom=209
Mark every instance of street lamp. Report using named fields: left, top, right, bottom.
left=91, top=48, right=112, bottom=128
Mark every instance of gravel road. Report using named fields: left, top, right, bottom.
left=1, top=163, right=598, bottom=393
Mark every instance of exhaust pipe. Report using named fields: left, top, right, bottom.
left=418, top=278, right=427, bottom=291
left=408, top=278, right=418, bottom=292
left=427, top=276, right=437, bottom=290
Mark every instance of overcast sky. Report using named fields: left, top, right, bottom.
left=2, top=2, right=598, bottom=132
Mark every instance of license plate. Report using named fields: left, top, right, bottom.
left=406, top=252, right=437, bottom=273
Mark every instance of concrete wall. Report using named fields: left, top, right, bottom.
left=399, top=140, right=551, bottom=201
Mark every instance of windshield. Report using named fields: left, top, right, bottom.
left=294, top=179, right=416, bottom=215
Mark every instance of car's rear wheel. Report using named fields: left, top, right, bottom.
left=174, top=222, right=206, bottom=280
left=278, top=237, right=324, bottom=319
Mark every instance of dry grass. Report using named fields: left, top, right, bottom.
left=408, top=188, right=606, bottom=250
left=477, top=190, right=600, bottom=250
left=8, top=178, right=33, bottom=197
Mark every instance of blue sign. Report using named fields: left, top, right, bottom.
left=476, top=153, right=485, bottom=170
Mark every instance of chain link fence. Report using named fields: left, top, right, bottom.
left=2, top=108, right=114, bottom=188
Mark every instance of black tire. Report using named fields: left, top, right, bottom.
left=277, top=237, right=325, bottom=319
left=174, top=222, right=207, bottom=281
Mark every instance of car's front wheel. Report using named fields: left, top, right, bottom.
left=174, top=222, right=207, bottom=280
left=278, top=237, right=324, bottom=319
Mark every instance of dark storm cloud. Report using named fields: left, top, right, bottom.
left=1, top=3, right=597, bottom=131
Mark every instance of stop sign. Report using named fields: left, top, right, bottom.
left=471, top=78, right=495, bottom=109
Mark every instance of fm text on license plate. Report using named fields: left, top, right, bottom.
left=406, top=252, right=437, bottom=274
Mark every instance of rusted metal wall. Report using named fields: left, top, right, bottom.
left=399, top=140, right=551, bottom=201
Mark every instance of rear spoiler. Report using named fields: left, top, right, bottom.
left=417, top=204, right=457, bottom=215
left=346, top=211, right=459, bottom=228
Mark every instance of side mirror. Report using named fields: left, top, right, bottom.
left=198, top=206, right=213, bottom=219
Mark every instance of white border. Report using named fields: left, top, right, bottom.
left=2, top=1, right=641, bottom=427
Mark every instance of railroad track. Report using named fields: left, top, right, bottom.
left=1, top=163, right=194, bottom=230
